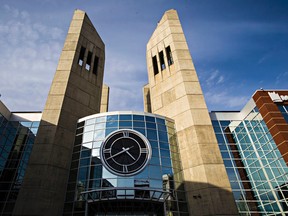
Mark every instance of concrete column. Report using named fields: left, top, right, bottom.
left=146, top=9, right=238, bottom=215
left=100, top=84, right=110, bottom=113
left=13, top=10, right=105, bottom=216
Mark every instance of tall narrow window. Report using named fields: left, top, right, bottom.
left=85, top=51, right=93, bottom=71
left=78, top=46, right=86, bottom=66
left=159, top=51, right=165, bottom=70
left=152, top=56, right=159, bottom=75
left=165, top=46, right=173, bottom=66
left=93, top=56, right=99, bottom=75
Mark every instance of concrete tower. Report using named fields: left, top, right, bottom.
left=13, top=10, right=105, bottom=216
left=145, top=9, right=238, bottom=215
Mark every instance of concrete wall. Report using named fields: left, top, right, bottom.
left=0, top=100, right=11, bottom=120
left=146, top=9, right=238, bottom=215
left=143, top=83, right=152, bottom=113
left=13, top=9, right=105, bottom=216
left=100, top=83, right=109, bottom=113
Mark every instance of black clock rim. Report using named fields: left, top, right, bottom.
left=100, top=129, right=152, bottom=177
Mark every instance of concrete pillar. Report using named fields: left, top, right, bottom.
left=100, top=84, right=110, bottom=113
left=13, top=9, right=105, bottom=216
left=146, top=9, right=238, bottom=215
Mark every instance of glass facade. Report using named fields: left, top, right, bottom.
left=64, top=112, right=188, bottom=216
left=212, top=106, right=288, bottom=215
left=277, top=105, right=288, bottom=124
left=0, top=112, right=39, bottom=215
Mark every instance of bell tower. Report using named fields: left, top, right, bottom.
left=145, top=9, right=238, bottom=215
left=13, top=10, right=105, bottom=216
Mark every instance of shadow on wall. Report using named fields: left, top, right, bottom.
left=12, top=118, right=77, bottom=216
left=178, top=181, right=239, bottom=216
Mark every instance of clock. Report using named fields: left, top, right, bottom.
left=100, top=129, right=151, bottom=176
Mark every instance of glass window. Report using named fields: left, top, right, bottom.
left=133, top=128, right=145, bottom=136
left=96, top=116, right=106, bottom=123
left=156, top=118, right=165, bottom=125
left=162, top=158, right=172, bottom=167
left=94, top=130, right=105, bottom=140
left=93, top=141, right=102, bottom=149
left=150, top=141, right=159, bottom=148
left=119, top=115, right=132, bottom=121
left=105, top=128, right=117, bottom=136
left=20, top=122, right=32, bottom=127
left=152, top=148, right=159, bottom=157
left=32, top=121, right=40, bottom=128
left=147, top=129, right=157, bottom=140
left=86, top=118, right=96, bottom=125
left=160, top=149, right=171, bottom=158
left=31, top=128, right=38, bottom=135
left=107, top=115, right=118, bottom=121
left=158, top=131, right=168, bottom=142
left=133, top=115, right=144, bottom=121
left=145, top=116, right=155, bottom=123
left=80, top=158, right=90, bottom=167
left=278, top=105, right=286, bottom=112
left=84, top=124, right=94, bottom=133
left=133, top=121, right=145, bottom=128
left=91, top=149, right=99, bottom=157
left=78, top=46, right=86, bottom=66
left=157, top=123, right=167, bottom=132
left=146, top=122, right=156, bottom=129
left=159, top=142, right=169, bottom=150
left=83, top=131, right=94, bottom=143
left=82, top=142, right=93, bottom=149
left=150, top=156, right=160, bottom=165
left=106, top=121, right=118, bottom=128
left=95, top=122, right=105, bottom=130
left=149, top=165, right=162, bottom=179
left=119, top=121, right=132, bottom=128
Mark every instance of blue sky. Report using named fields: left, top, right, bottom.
left=0, top=0, right=287, bottom=112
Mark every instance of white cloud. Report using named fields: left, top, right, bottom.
left=276, top=71, right=288, bottom=85
left=104, top=53, right=147, bottom=111
left=202, top=69, right=225, bottom=87
left=0, top=5, right=64, bottom=111
left=198, top=68, right=249, bottom=110
left=205, top=90, right=249, bottom=110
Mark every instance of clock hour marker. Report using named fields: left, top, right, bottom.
left=140, top=148, right=148, bottom=153
left=123, top=131, right=129, bottom=137
left=123, top=165, right=128, bottom=173
left=103, top=148, right=111, bottom=153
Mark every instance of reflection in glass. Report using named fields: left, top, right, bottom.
left=119, top=121, right=132, bottom=128
left=83, top=131, right=94, bottom=143
left=133, top=121, right=145, bottom=128
left=64, top=113, right=188, bottom=215
left=107, top=115, right=118, bottom=121
left=94, top=130, right=105, bottom=140
left=119, top=115, right=132, bottom=121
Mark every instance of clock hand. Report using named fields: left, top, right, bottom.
left=123, top=147, right=136, bottom=161
left=106, top=148, right=128, bottom=160
left=106, top=146, right=134, bottom=160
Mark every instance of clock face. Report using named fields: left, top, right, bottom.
left=100, top=129, right=151, bottom=176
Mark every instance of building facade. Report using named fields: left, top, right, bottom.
left=0, top=101, right=41, bottom=215
left=63, top=111, right=188, bottom=215
left=210, top=90, right=288, bottom=215
left=1, top=7, right=286, bottom=216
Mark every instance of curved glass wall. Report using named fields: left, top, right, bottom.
left=64, top=112, right=188, bottom=216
